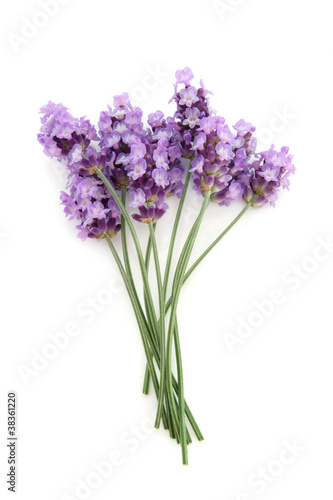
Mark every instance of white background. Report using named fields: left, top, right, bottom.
left=1, top=0, right=332, bottom=499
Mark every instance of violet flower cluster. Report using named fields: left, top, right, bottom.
left=38, top=67, right=294, bottom=242
left=37, top=67, right=295, bottom=465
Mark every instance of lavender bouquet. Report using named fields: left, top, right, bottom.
left=37, top=67, right=295, bottom=465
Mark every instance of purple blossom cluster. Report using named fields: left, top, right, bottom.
left=168, top=67, right=212, bottom=157
left=242, top=145, right=295, bottom=207
left=190, top=117, right=257, bottom=206
left=37, top=67, right=295, bottom=240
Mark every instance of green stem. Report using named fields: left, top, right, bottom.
left=164, top=197, right=257, bottom=315
left=185, top=197, right=257, bottom=281
left=97, top=169, right=158, bottom=336
left=120, top=186, right=133, bottom=283
left=166, top=190, right=212, bottom=465
left=149, top=223, right=166, bottom=429
left=105, top=232, right=196, bottom=440
left=143, top=167, right=191, bottom=396
left=142, top=226, right=154, bottom=395
left=105, top=234, right=168, bottom=429
left=163, top=168, right=192, bottom=297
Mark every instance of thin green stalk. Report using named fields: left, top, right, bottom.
left=185, top=196, right=257, bottom=281
left=97, top=169, right=158, bottom=337
left=142, top=226, right=154, bottom=395
left=120, top=186, right=133, bottom=283
left=164, top=197, right=258, bottom=315
left=102, top=171, right=204, bottom=443
left=148, top=223, right=166, bottom=429
left=173, top=317, right=186, bottom=450
left=163, top=169, right=192, bottom=296
left=144, top=168, right=191, bottom=396
left=166, top=190, right=212, bottom=465
left=105, top=234, right=168, bottom=429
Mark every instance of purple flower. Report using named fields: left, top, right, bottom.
left=68, top=144, right=83, bottom=165
left=113, top=93, right=130, bottom=108
left=215, top=142, right=235, bottom=162
left=132, top=205, right=167, bottom=224
left=103, top=132, right=121, bottom=148
left=266, top=148, right=287, bottom=167
left=175, top=67, right=194, bottom=86
left=233, top=119, right=255, bottom=137
left=125, top=110, right=143, bottom=128
left=182, top=107, right=201, bottom=129
left=189, top=155, right=205, bottom=173
left=153, top=149, right=169, bottom=170
left=128, top=159, right=147, bottom=180
left=258, top=164, right=280, bottom=182
left=191, top=132, right=206, bottom=151
left=128, top=188, right=146, bottom=208
left=85, top=201, right=110, bottom=223
left=39, top=137, right=61, bottom=159
left=130, top=142, right=146, bottom=163
left=198, top=117, right=217, bottom=135
left=217, top=124, right=235, bottom=143
left=77, top=179, right=99, bottom=198
left=228, top=182, right=243, bottom=200
left=152, top=168, right=169, bottom=189
left=98, top=112, right=112, bottom=132
left=179, top=87, right=199, bottom=107
left=148, top=110, right=164, bottom=128
left=168, top=145, right=182, bottom=162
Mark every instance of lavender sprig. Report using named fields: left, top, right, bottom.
left=37, top=66, right=295, bottom=465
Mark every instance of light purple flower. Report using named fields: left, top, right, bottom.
left=77, top=179, right=98, bottom=198
left=55, top=122, right=75, bottom=140
left=103, top=132, right=121, bottom=148
left=217, top=124, right=234, bottom=143
left=233, top=119, right=255, bottom=137
left=128, top=159, right=147, bottom=180
left=85, top=201, right=110, bottom=224
left=182, top=107, right=201, bottom=129
left=68, top=144, right=83, bottom=165
left=175, top=67, right=194, bottom=86
left=125, top=110, right=142, bottom=127
left=258, top=164, right=280, bottom=182
left=113, top=121, right=128, bottom=135
left=41, top=138, right=61, bottom=159
left=189, top=155, right=205, bottom=173
left=128, top=188, right=146, bottom=208
left=152, top=168, right=169, bottom=188
left=168, top=145, right=182, bottom=162
left=130, top=142, right=146, bottom=163
left=215, top=142, right=235, bottom=162
left=179, top=86, right=199, bottom=107
left=228, top=182, right=243, bottom=200
left=191, top=132, right=206, bottom=151
left=198, top=116, right=217, bottom=135
left=98, top=112, right=112, bottom=131
left=266, top=149, right=287, bottom=168
left=153, top=149, right=169, bottom=170
left=113, top=93, right=130, bottom=108
left=169, top=168, right=183, bottom=181
left=148, top=110, right=164, bottom=128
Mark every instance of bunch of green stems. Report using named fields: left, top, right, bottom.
left=95, top=164, right=256, bottom=465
